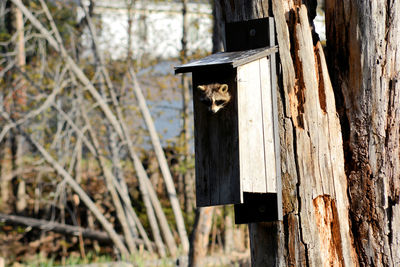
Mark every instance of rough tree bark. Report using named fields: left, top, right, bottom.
left=1, top=5, right=17, bottom=212
left=214, top=0, right=359, bottom=266
left=326, top=1, right=400, bottom=266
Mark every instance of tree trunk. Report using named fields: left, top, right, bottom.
left=126, top=0, right=134, bottom=62
left=13, top=3, right=27, bottom=213
left=215, top=0, right=357, bottom=266
left=0, top=136, right=12, bottom=212
left=326, top=1, right=400, bottom=265
left=189, top=206, right=215, bottom=267
left=180, top=0, right=195, bottom=215
left=223, top=206, right=234, bottom=254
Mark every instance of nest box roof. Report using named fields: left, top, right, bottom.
left=174, top=46, right=278, bottom=74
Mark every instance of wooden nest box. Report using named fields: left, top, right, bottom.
left=175, top=18, right=282, bottom=223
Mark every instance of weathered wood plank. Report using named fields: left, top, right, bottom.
left=259, top=56, right=277, bottom=193
left=237, top=60, right=267, bottom=193
left=192, top=67, right=241, bottom=206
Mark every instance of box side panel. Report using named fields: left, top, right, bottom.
left=259, top=57, right=277, bottom=193
left=270, top=51, right=283, bottom=220
left=192, top=68, right=241, bottom=207
left=237, top=61, right=267, bottom=193
left=225, top=18, right=273, bottom=52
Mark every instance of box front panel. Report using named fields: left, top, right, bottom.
left=192, top=67, right=241, bottom=207
left=237, top=60, right=268, bottom=193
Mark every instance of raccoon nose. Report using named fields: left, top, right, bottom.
left=210, top=105, right=220, bottom=113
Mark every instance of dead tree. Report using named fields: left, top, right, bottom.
left=212, top=0, right=400, bottom=265
left=326, top=1, right=400, bottom=265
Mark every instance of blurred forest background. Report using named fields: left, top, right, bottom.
left=0, top=0, right=325, bottom=266
left=0, top=0, right=251, bottom=266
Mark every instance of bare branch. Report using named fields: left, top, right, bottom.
left=79, top=4, right=178, bottom=256
left=52, top=104, right=96, bottom=156
left=0, top=68, right=68, bottom=142
left=0, top=111, right=130, bottom=258
left=10, top=0, right=59, bottom=50
left=0, top=59, right=16, bottom=80
left=0, top=212, right=148, bottom=246
left=130, top=69, right=189, bottom=253
left=0, top=166, right=54, bottom=183
left=38, top=0, right=64, bottom=45
left=111, top=171, right=154, bottom=253
left=79, top=91, right=138, bottom=255
left=11, top=0, right=124, bottom=137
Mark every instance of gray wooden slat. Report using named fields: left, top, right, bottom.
left=259, top=57, right=277, bottom=193
left=237, top=60, right=267, bottom=193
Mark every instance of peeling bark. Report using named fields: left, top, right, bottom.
left=326, top=1, right=400, bottom=266
left=313, top=195, right=344, bottom=267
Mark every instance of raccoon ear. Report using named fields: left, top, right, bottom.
left=197, top=85, right=206, bottom=91
left=219, top=84, right=228, bottom=93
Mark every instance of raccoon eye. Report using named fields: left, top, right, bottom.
left=200, top=98, right=212, bottom=105
left=215, top=100, right=226, bottom=106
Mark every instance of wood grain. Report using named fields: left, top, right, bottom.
left=237, top=59, right=268, bottom=193
left=192, top=67, right=241, bottom=206
left=259, top=56, right=277, bottom=193
left=327, top=0, right=400, bottom=265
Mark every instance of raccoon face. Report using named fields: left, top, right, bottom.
left=197, top=83, right=231, bottom=114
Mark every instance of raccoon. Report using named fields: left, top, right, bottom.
left=197, top=83, right=231, bottom=114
